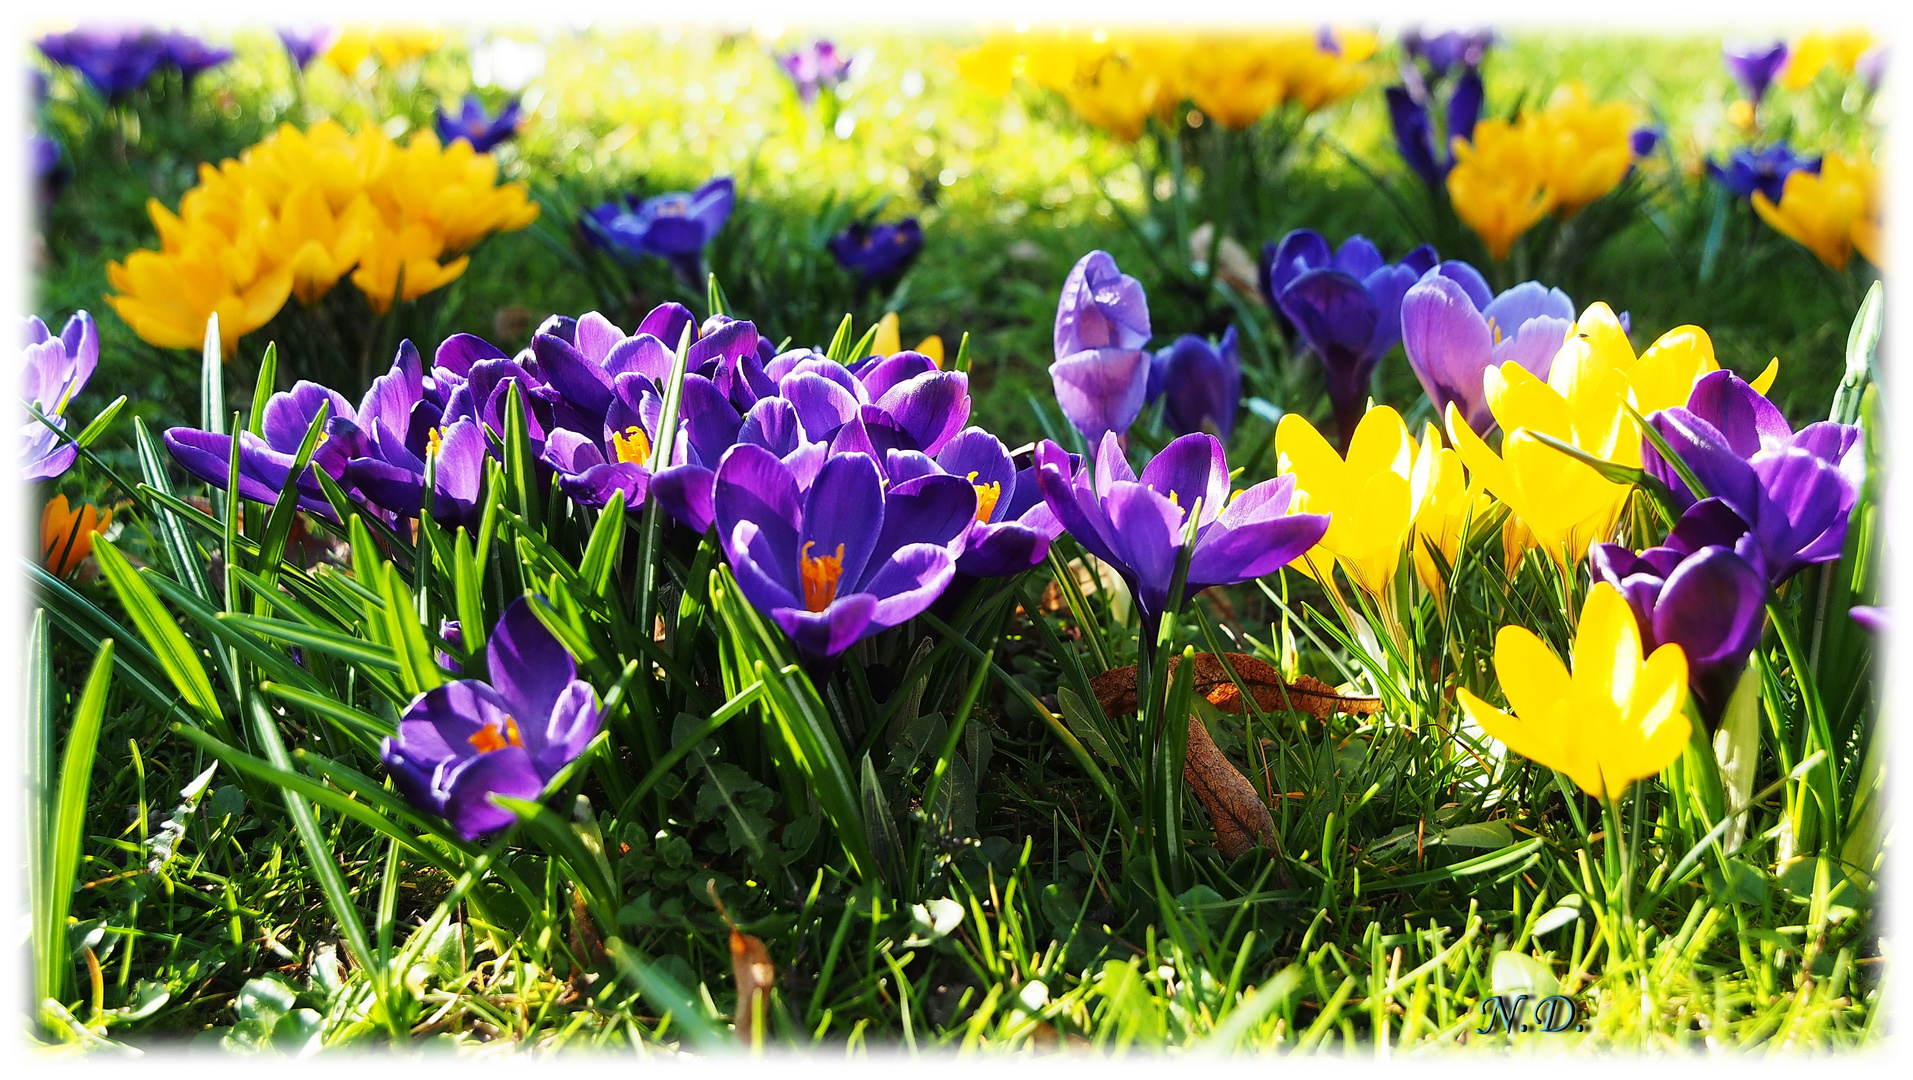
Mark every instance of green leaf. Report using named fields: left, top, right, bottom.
left=93, top=541, right=223, bottom=724
left=260, top=683, right=395, bottom=741
left=248, top=342, right=278, bottom=436
left=219, top=613, right=401, bottom=673
left=133, top=419, right=217, bottom=604
left=38, top=640, right=113, bottom=1020
left=1832, top=280, right=1883, bottom=425
left=502, top=380, right=542, bottom=526
left=705, top=272, right=731, bottom=319
left=953, top=330, right=972, bottom=374
left=201, top=313, right=224, bottom=435
left=579, top=490, right=627, bottom=599
left=824, top=313, right=856, bottom=362
left=376, top=559, right=445, bottom=696
left=72, top=394, right=127, bottom=449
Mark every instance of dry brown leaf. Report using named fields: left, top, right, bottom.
left=1183, top=716, right=1278, bottom=859
left=1088, top=652, right=1382, bottom=719
left=710, top=881, right=774, bottom=1045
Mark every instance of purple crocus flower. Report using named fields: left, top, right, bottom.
left=382, top=597, right=601, bottom=840
left=1049, top=250, right=1152, bottom=445
left=780, top=39, right=853, bottom=105
left=1402, top=28, right=1495, bottom=77
left=529, top=310, right=677, bottom=433
left=827, top=219, right=923, bottom=299
left=1400, top=264, right=1574, bottom=434
left=713, top=444, right=975, bottom=659
left=1146, top=327, right=1242, bottom=440
left=21, top=311, right=98, bottom=482
left=38, top=28, right=169, bottom=101
left=1850, top=606, right=1885, bottom=634
left=436, top=94, right=522, bottom=154
left=1706, top=145, right=1821, bottom=204
left=539, top=371, right=662, bottom=511
left=277, top=27, right=336, bottom=71
left=1631, top=127, right=1663, bottom=158
left=1033, top=432, right=1330, bottom=648
left=164, top=380, right=365, bottom=519
left=582, top=177, right=735, bottom=290
left=156, top=32, right=232, bottom=92
left=1265, top=231, right=1438, bottom=446
left=1723, top=40, right=1790, bottom=105
left=1590, top=538, right=1768, bottom=725
left=881, top=429, right=1065, bottom=578
left=1385, top=67, right=1483, bottom=190
left=1644, top=370, right=1864, bottom=586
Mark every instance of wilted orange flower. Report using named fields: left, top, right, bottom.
left=41, top=495, right=112, bottom=577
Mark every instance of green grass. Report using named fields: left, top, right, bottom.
left=26, top=24, right=1883, bottom=1054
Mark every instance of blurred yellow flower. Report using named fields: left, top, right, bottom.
left=1753, top=150, right=1882, bottom=271
left=870, top=312, right=944, bottom=363
left=324, top=27, right=442, bottom=76
left=1530, top=84, right=1637, bottom=215
left=1276, top=405, right=1416, bottom=599
left=1458, top=583, right=1691, bottom=798
left=107, top=121, right=536, bottom=355
left=1446, top=119, right=1552, bottom=261
left=41, top=496, right=112, bottom=578
left=1409, top=422, right=1493, bottom=602
left=1777, top=29, right=1875, bottom=91
left=1447, top=83, right=1637, bottom=259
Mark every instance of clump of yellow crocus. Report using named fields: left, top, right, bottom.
left=107, top=121, right=537, bottom=355
left=1777, top=28, right=1875, bottom=91
left=1753, top=150, right=1882, bottom=271
left=870, top=313, right=944, bottom=363
left=1446, top=120, right=1553, bottom=261
left=323, top=27, right=443, bottom=77
left=1527, top=84, right=1638, bottom=216
left=1458, top=583, right=1690, bottom=798
left=1276, top=404, right=1416, bottom=599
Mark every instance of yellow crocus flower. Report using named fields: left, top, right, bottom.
left=1778, top=29, right=1875, bottom=91
left=1446, top=119, right=1552, bottom=261
left=350, top=218, right=469, bottom=315
left=106, top=247, right=293, bottom=354
left=1409, top=422, right=1493, bottom=601
left=1753, top=151, right=1878, bottom=270
left=956, top=34, right=1020, bottom=97
left=1276, top=405, right=1416, bottom=599
left=1530, top=84, right=1637, bottom=216
left=1458, top=583, right=1690, bottom=798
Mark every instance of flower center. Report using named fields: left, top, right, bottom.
left=965, top=471, right=1002, bottom=523
left=425, top=426, right=445, bottom=459
left=611, top=425, right=652, bottom=465
left=467, top=714, right=524, bottom=754
left=800, top=540, right=847, bottom=612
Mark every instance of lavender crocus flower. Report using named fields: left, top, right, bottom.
left=1385, top=67, right=1483, bottom=190
left=436, top=94, right=522, bottom=154
left=1850, top=606, right=1885, bottom=634
left=1400, top=264, right=1574, bottom=434
left=1590, top=537, right=1768, bottom=726
left=1050, top=250, right=1152, bottom=445
left=1706, top=145, right=1821, bottom=204
left=583, top=178, right=735, bottom=290
left=1402, top=28, right=1495, bottom=77
left=21, top=311, right=98, bottom=481
left=38, top=28, right=169, bottom=100
left=277, top=27, right=335, bottom=70
left=713, top=444, right=975, bottom=659
left=1723, top=40, right=1790, bottom=105
left=1033, top=432, right=1330, bottom=649
left=780, top=40, right=853, bottom=105
left=1644, top=370, right=1864, bottom=585
left=1266, top=231, right=1439, bottom=445
left=382, top=597, right=601, bottom=840
left=827, top=219, right=923, bottom=299
left=1147, top=327, right=1242, bottom=440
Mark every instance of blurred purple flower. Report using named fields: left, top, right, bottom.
left=278, top=27, right=336, bottom=70
left=780, top=39, right=853, bottom=105
left=1401, top=264, right=1573, bottom=434
left=436, top=94, right=522, bottom=154
left=1723, top=40, right=1789, bottom=105
left=156, top=31, right=232, bottom=91
left=1147, top=328, right=1242, bottom=440
left=1631, top=127, right=1663, bottom=157
left=1402, top=28, right=1495, bottom=77
left=583, top=178, right=735, bottom=290
left=1049, top=250, right=1152, bottom=445
left=38, top=28, right=168, bottom=100
left=1706, top=145, right=1821, bottom=203
left=1386, top=66, right=1483, bottom=190
left=21, top=311, right=98, bottom=481
left=828, top=218, right=923, bottom=298
left=1850, top=605, right=1885, bottom=634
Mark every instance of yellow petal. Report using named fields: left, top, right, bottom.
left=872, top=312, right=901, bottom=357
left=914, top=335, right=944, bottom=365
left=1750, top=358, right=1780, bottom=396
left=1572, top=583, right=1643, bottom=713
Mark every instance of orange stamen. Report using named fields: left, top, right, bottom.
left=800, top=540, right=847, bottom=612
left=611, top=425, right=653, bottom=465
left=467, top=714, right=524, bottom=754
left=966, top=471, right=1002, bottom=523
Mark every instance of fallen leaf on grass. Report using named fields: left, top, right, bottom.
left=1089, top=652, right=1382, bottom=719
left=709, top=881, right=774, bottom=1045
left=1183, top=716, right=1278, bottom=859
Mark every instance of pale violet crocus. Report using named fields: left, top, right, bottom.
left=1049, top=250, right=1152, bottom=445
left=22, top=311, right=99, bottom=481
left=1400, top=264, right=1575, bottom=435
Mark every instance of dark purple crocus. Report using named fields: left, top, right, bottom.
left=21, top=311, right=99, bottom=482
left=880, top=428, right=1065, bottom=579
left=1050, top=250, right=1152, bottom=445
left=1147, top=327, right=1242, bottom=440
left=1631, top=127, right=1663, bottom=158
left=827, top=219, right=923, bottom=299
left=1385, top=67, right=1483, bottom=190
left=1706, top=145, right=1821, bottom=204
left=164, top=381, right=364, bottom=519
left=277, top=27, right=335, bottom=71
left=1589, top=538, right=1768, bottom=726
left=436, top=94, right=522, bottom=154
left=1402, top=28, right=1494, bottom=77
left=1401, top=264, right=1573, bottom=434
left=1033, top=432, right=1330, bottom=649
left=539, top=373, right=660, bottom=511
left=156, top=32, right=232, bottom=92
left=583, top=177, right=735, bottom=289
left=38, top=28, right=169, bottom=101
left=1265, top=231, right=1438, bottom=446
left=1723, top=40, right=1790, bottom=105
left=713, top=444, right=975, bottom=659
left=780, top=40, right=853, bottom=105
left=1644, top=370, right=1864, bottom=586
left=382, top=597, right=601, bottom=840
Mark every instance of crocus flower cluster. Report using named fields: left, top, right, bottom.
left=827, top=219, right=924, bottom=300
left=1750, top=150, right=1882, bottom=271
left=38, top=27, right=232, bottom=101
left=1401, top=28, right=1494, bottom=77
left=1460, top=583, right=1691, bottom=797
left=22, top=311, right=99, bottom=481
left=107, top=121, right=539, bottom=355
left=1400, top=263, right=1574, bottom=434
left=779, top=40, right=853, bottom=105
left=319, top=27, right=442, bottom=77
left=436, top=94, right=523, bottom=154
left=382, top=597, right=602, bottom=840
left=1261, top=230, right=1436, bottom=444
left=1776, top=28, right=1877, bottom=92
left=1708, top=145, right=1821, bottom=204
left=584, top=178, right=735, bottom=290
left=957, top=27, right=1377, bottom=139
left=1446, top=83, right=1640, bottom=260
left=1049, top=251, right=1153, bottom=445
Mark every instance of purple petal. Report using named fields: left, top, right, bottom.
left=440, top=748, right=546, bottom=839
left=874, top=369, right=971, bottom=455
left=487, top=596, right=579, bottom=723
left=1138, top=432, right=1229, bottom=528
left=771, top=593, right=880, bottom=658
left=1050, top=348, right=1150, bottom=444
left=863, top=544, right=959, bottom=627
left=1101, top=482, right=1187, bottom=614
left=651, top=463, right=717, bottom=532
left=1402, top=274, right=1494, bottom=433
left=1684, top=370, right=1793, bottom=457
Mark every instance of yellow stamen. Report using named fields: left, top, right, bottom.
left=426, top=426, right=445, bottom=459
left=1488, top=316, right=1503, bottom=346
left=467, top=714, right=524, bottom=754
left=965, top=471, right=1002, bottom=523
left=611, top=425, right=653, bottom=465
left=800, top=540, right=847, bottom=612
